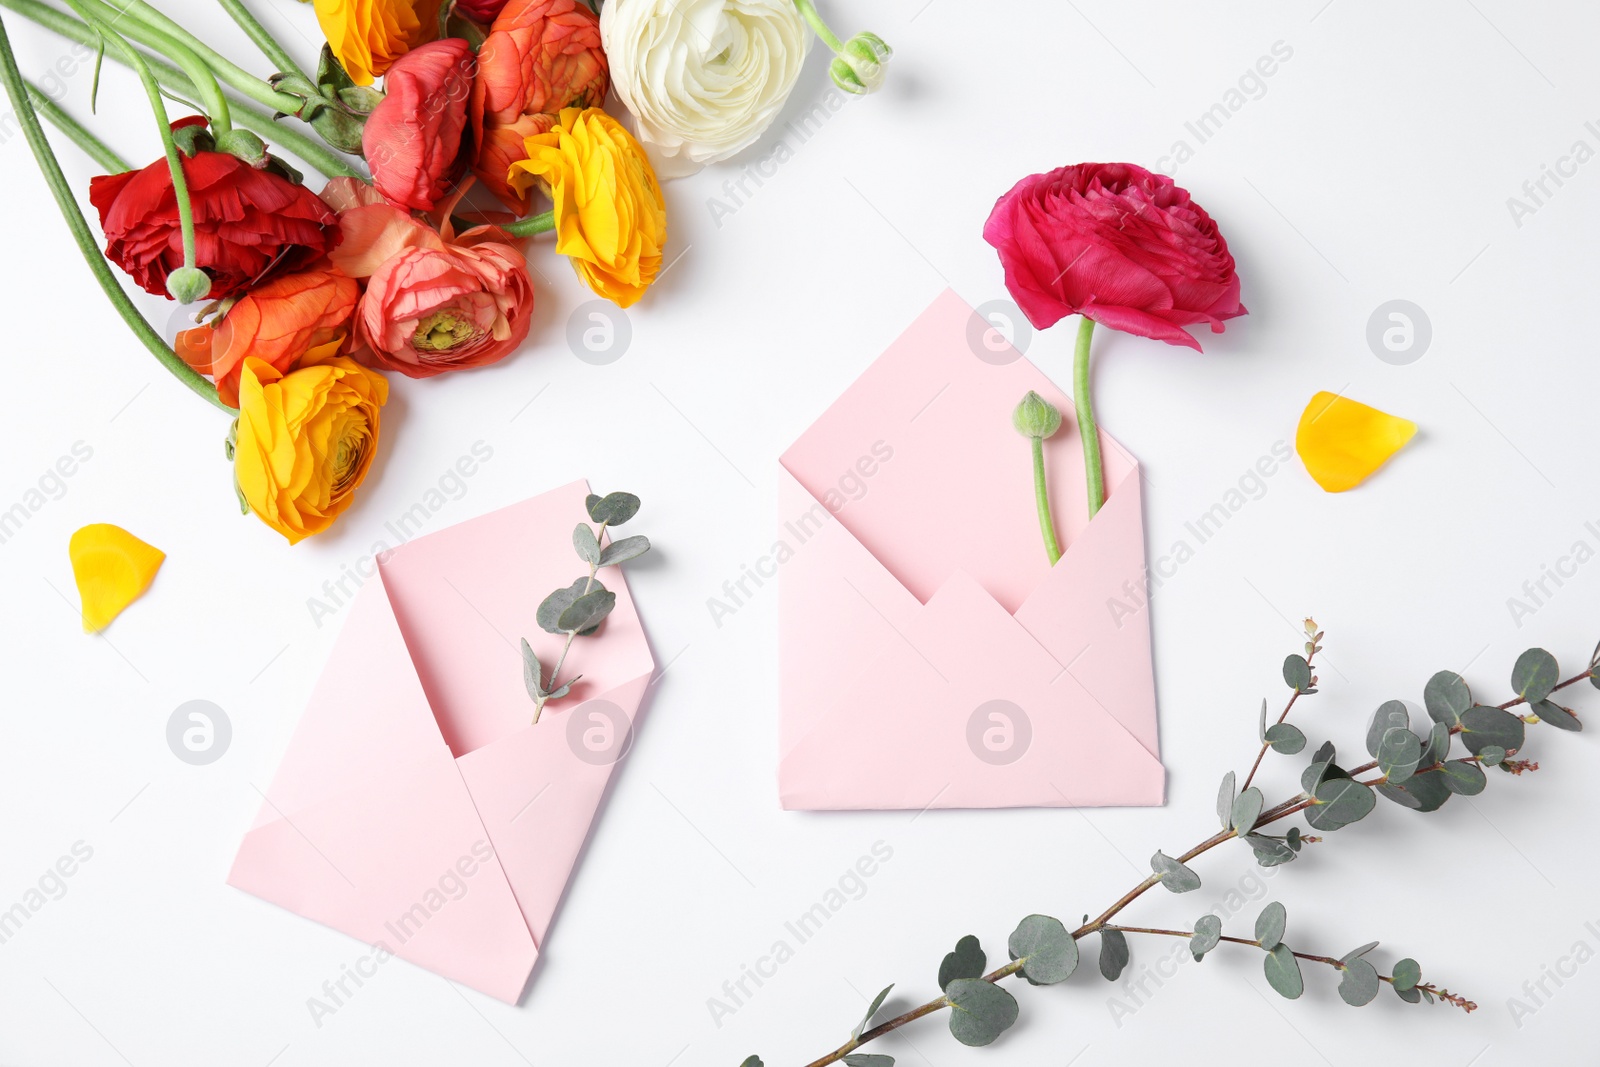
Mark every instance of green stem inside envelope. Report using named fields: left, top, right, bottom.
left=1032, top=436, right=1062, bottom=565
left=1073, top=315, right=1105, bottom=516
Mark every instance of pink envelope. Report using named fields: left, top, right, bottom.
left=778, top=290, right=1164, bottom=810
left=229, top=480, right=654, bottom=1002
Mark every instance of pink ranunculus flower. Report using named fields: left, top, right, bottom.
left=329, top=203, right=534, bottom=378
left=983, top=162, right=1245, bottom=350
left=363, top=38, right=476, bottom=212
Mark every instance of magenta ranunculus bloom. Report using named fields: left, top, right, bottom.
left=983, top=162, right=1246, bottom=350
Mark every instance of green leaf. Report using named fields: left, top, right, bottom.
left=520, top=638, right=543, bottom=700
left=1217, top=770, right=1236, bottom=831
left=1438, top=759, right=1487, bottom=796
left=1532, top=699, right=1583, bottom=732
left=557, top=589, right=616, bottom=633
left=1098, top=928, right=1130, bottom=981
left=1286, top=827, right=1304, bottom=851
left=1394, top=984, right=1422, bottom=1003
left=1343, top=941, right=1379, bottom=960
left=1338, top=956, right=1380, bottom=1006
left=1306, top=777, right=1376, bottom=831
left=1265, top=722, right=1306, bottom=754
left=853, top=984, right=893, bottom=1040
left=1392, top=958, right=1421, bottom=992
left=1245, top=835, right=1296, bottom=867
left=843, top=1057, right=894, bottom=1067
left=1007, top=915, right=1078, bottom=984
left=599, top=535, right=651, bottom=567
left=938, top=935, right=986, bottom=991
left=1512, top=648, right=1560, bottom=704
left=945, top=979, right=1017, bottom=1047
left=1255, top=901, right=1286, bottom=950
left=1424, top=670, right=1472, bottom=727
left=1232, top=786, right=1264, bottom=838
left=1301, top=742, right=1347, bottom=793
left=573, top=523, right=601, bottom=565
left=1263, top=944, right=1303, bottom=999
left=1190, top=914, right=1222, bottom=960
left=1460, top=705, right=1525, bottom=759
left=1258, top=697, right=1268, bottom=742
left=1151, top=851, right=1201, bottom=894
left=542, top=681, right=573, bottom=701
left=1479, top=744, right=1507, bottom=767
left=1380, top=772, right=1452, bottom=813
left=1377, top=727, right=1423, bottom=784
left=1366, top=700, right=1411, bottom=757
left=1283, top=654, right=1313, bottom=693
left=537, top=578, right=608, bottom=635
left=1419, top=721, right=1451, bottom=767
left=739, top=1059, right=764, bottom=1067
left=586, top=491, right=641, bottom=526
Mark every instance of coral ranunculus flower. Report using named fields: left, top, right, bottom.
left=507, top=107, right=665, bottom=307
left=89, top=137, right=339, bottom=302
left=365, top=38, right=475, bottom=212
left=313, top=0, right=444, bottom=84
left=175, top=267, right=359, bottom=407
left=471, top=0, right=608, bottom=213
left=234, top=354, right=388, bottom=544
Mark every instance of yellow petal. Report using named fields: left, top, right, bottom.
left=1295, top=392, right=1417, bottom=492
left=69, top=524, right=166, bottom=633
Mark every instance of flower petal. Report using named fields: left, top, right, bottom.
left=69, top=524, right=166, bottom=632
left=1295, top=392, right=1417, bottom=492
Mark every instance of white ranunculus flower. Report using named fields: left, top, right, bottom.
left=601, top=0, right=809, bottom=179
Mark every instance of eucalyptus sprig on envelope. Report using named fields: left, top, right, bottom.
left=522, top=491, right=651, bottom=724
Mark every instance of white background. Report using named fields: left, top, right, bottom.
left=3, top=1, right=1599, bottom=1064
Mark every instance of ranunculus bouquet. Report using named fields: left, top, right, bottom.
left=0, top=0, right=891, bottom=543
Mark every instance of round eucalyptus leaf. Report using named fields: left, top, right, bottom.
left=572, top=522, right=601, bottom=565
left=938, top=935, right=987, bottom=991
left=1394, top=984, right=1422, bottom=1004
left=598, top=534, right=651, bottom=567
left=1232, top=786, right=1264, bottom=838
left=556, top=588, right=616, bottom=633
left=1419, top=721, right=1451, bottom=767
left=1376, top=782, right=1423, bottom=810
left=1306, top=777, right=1376, bottom=832
left=1283, top=654, right=1312, bottom=693
left=1338, top=956, right=1380, bottom=1006
left=1439, top=759, right=1487, bottom=796
left=1258, top=698, right=1268, bottom=742
left=1247, top=834, right=1296, bottom=867
left=1286, top=827, right=1304, bottom=851
left=1098, top=928, right=1130, bottom=981
left=843, top=1056, right=895, bottom=1067
left=1190, top=914, right=1222, bottom=960
left=1366, top=700, right=1411, bottom=757
left=1511, top=648, right=1560, bottom=704
left=586, top=491, right=641, bottom=526
left=1255, top=901, right=1287, bottom=950
left=1460, top=706, right=1525, bottom=759
left=1532, top=699, right=1583, bottom=732
left=1377, top=727, right=1423, bottom=784
left=853, top=984, right=893, bottom=1039
left=1342, top=941, right=1379, bottom=961
left=945, top=979, right=1018, bottom=1047
left=1478, top=744, right=1506, bottom=767
left=520, top=639, right=543, bottom=700
left=1265, top=722, right=1307, bottom=755
left=1392, top=958, right=1421, bottom=992
left=537, top=577, right=609, bottom=635
left=1395, top=770, right=1452, bottom=812
left=739, top=1057, right=764, bottom=1067
left=1151, top=851, right=1201, bottom=894
left=1263, top=944, right=1303, bottom=999
left=1007, top=915, right=1077, bottom=984
left=1424, top=670, right=1472, bottom=727
left=1217, top=770, right=1236, bottom=831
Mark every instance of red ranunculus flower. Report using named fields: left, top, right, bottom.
left=89, top=120, right=339, bottom=301
left=455, top=0, right=510, bottom=21
left=364, top=38, right=476, bottom=212
left=983, top=162, right=1245, bottom=350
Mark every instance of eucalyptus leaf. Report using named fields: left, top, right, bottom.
left=1151, top=851, right=1201, bottom=894
left=1098, top=928, right=1130, bottom=981
left=537, top=578, right=608, bottom=635
left=853, top=984, right=893, bottom=1040
left=1263, top=944, right=1303, bottom=999
left=586, top=491, right=641, bottom=526
left=843, top=1056, right=894, bottom=1067
left=1460, top=705, right=1525, bottom=759
left=572, top=523, right=601, bottom=564
left=1479, top=744, right=1507, bottom=767
left=1338, top=956, right=1380, bottom=1006
left=945, top=979, right=1017, bottom=1047
left=1394, top=984, right=1422, bottom=1003
left=1258, top=698, right=1268, bottom=742
left=1532, top=699, right=1583, bottom=732
left=1424, top=670, right=1472, bottom=727
left=1246, top=834, right=1296, bottom=867
left=1265, top=722, right=1307, bottom=755
left=1301, top=742, right=1347, bottom=793
left=1232, top=786, right=1264, bottom=838
left=1255, top=901, right=1286, bottom=950
left=1438, top=759, right=1487, bottom=796
left=1190, top=914, right=1222, bottom=960
left=1342, top=941, right=1379, bottom=961
left=599, top=535, right=651, bottom=567
left=1306, top=777, right=1376, bottom=831
left=1366, top=700, right=1411, bottom=757
left=938, top=935, right=987, bottom=991
left=1383, top=771, right=1452, bottom=813
left=1392, top=958, right=1421, bottom=992
left=1512, top=648, right=1559, bottom=704
left=520, top=638, right=543, bottom=700
left=1376, top=782, right=1423, bottom=810
left=542, top=681, right=573, bottom=701
left=1419, top=721, right=1451, bottom=767
left=1217, top=770, right=1236, bottom=831
left=1377, top=727, right=1423, bottom=784
left=1283, top=654, right=1313, bottom=693
left=557, top=589, right=616, bottom=633
left=1007, top=915, right=1078, bottom=984
left=1286, top=827, right=1303, bottom=852
left=739, top=1058, right=763, bottom=1067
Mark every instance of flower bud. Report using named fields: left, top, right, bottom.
left=166, top=265, right=213, bottom=304
left=1012, top=390, right=1062, bottom=439
left=831, top=31, right=892, bottom=94
left=214, top=129, right=267, bottom=167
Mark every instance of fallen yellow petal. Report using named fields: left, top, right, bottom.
left=69, top=524, right=166, bottom=633
left=1295, top=392, right=1417, bottom=492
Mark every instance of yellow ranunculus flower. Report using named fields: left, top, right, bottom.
left=508, top=107, right=666, bottom=308
left=312, top=0, right=442, bottom=85
left=234, top=353, right=389, bottom=545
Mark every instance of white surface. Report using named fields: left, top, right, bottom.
left=3, top=1, right=1599, bottom=1065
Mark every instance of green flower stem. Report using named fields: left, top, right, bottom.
left=1072, top=315, right=1105, bottom=517
left=1031, top=436, right=1061, bottom=565
left=792, top=0, right=844, bottom=52
left=0, top=13, right=231, bottom=413
left=26, top=80, right=129, bottom=171
left=499, top=210, right=557, bottom=237
left=94, top=0, right=300, bottom=114
left=0, top=0, right=363, bottom=179
left=217, top=0, right=305, bottom=81
left=63, top=0, right=201, bottom=278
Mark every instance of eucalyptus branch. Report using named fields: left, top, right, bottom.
left=757, top=628, right=1597, bottom=1067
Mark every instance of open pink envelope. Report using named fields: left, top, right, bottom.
left=778, top=290, right=1164, bottom=810
left=229, top=480, right=654, bottom=1002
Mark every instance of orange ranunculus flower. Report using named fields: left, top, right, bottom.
left=312, top=0, right=443, bottom=85
left=470, top=0, right=608, bottom=213
left=176, top=267, right=359, bottom=407
left=507, top=107, right=665, bottom=308
left=233, top=353, right=388, bottom=544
